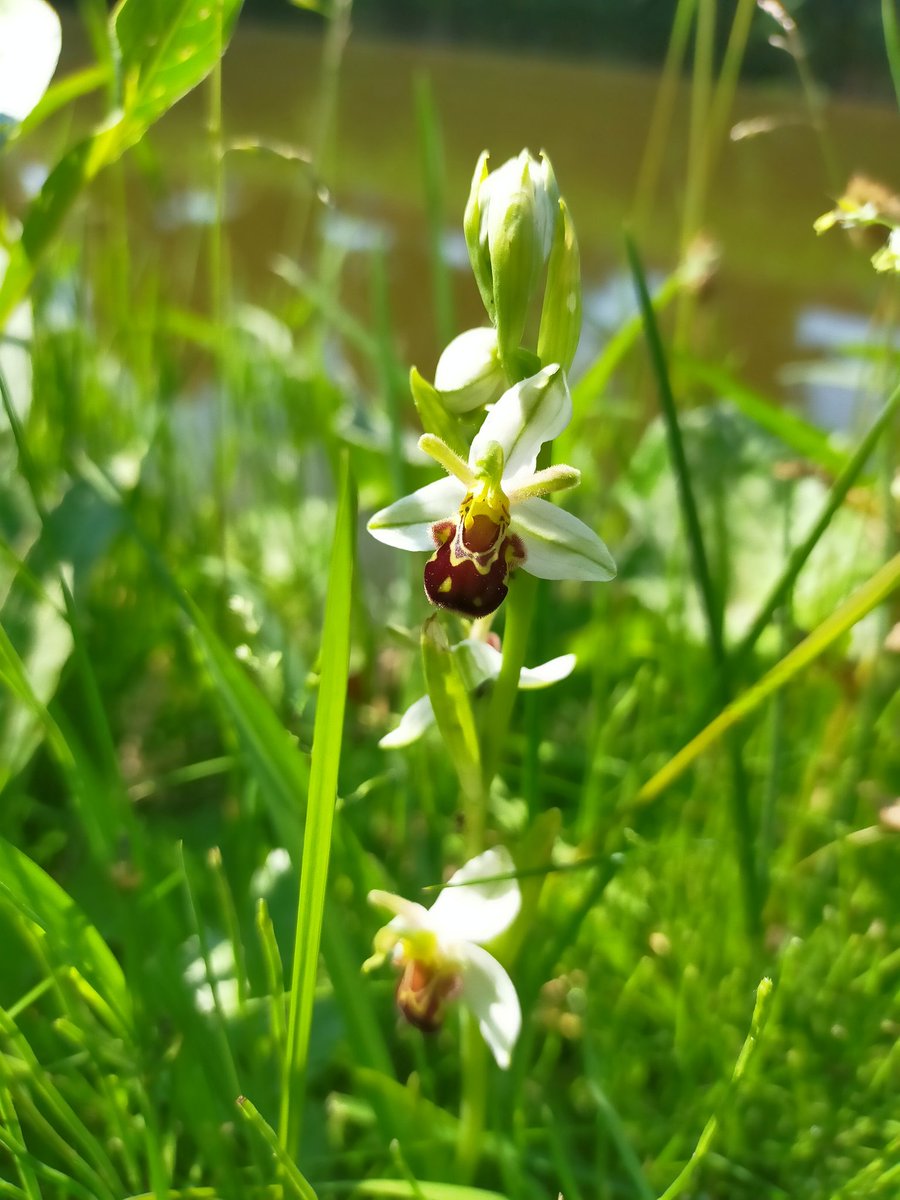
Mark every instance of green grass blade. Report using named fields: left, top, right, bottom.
left=625, top=232, right=724, bottom=654
left=0, top=1086, right=42, bottom=1200
left=636, top=553, right=900, bottom=807
left=0, top=837, right=130, bottom=1034
left=657, top=978, right=774, bottom=1200
left=883, top=0, right=900, bottom=110
left=355, top=1183, right=508, bottom=1200
left=414, top=72, right=455, bottom=349
left=626, top=230, right=759, bottom=933
left=279, top=456, right=356, bottom=1155
left=238, top=1096, right=318, bottom=1200
left=0, top=1008, right=122, bottom=1200
left=735, top=376, right=900, bottom=662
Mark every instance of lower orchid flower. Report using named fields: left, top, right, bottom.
left=364, top=846, right=522, bottom=1069
left=367, top=364, right=616, bottom=617
left=380, top=638, right=575, bottom=748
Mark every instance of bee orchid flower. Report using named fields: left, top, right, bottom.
left=380, top=639, right=575, bottom=749
left=365, top=846, right=522, bottom=1069
left=367, top=364, right=616, bottom=617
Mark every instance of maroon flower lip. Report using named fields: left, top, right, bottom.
left=395, top=959, right=462, bottom=1033
left=423, top=520, right=525, bottom=618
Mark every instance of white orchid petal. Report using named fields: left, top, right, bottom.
left=510, top=496, right=616, bottom=581
left=434, top=328, right=505, bottom=413
left=457, top=942, right=521, bottom=1070
left=518, top=653, right=576, bottom=689
left=367, top=476, right=465, bottom=550
left=469, top=365, right=572, bottom=483
left=454, top=639, right=503, bottom=692
left=428, top=846, right=521, bottom=945
left=379, top=696, right=435, bottom=749
left=368, top=890, right=430, bottom=932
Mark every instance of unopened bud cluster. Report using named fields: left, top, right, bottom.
left=424, top=148, right=582, bottom=413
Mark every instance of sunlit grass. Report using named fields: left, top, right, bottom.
left=0, top=1, right=898, bottom=1199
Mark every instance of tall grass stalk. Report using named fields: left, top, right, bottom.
left=632, top=0, right=698, bottom=233
left=626, top=233, right=760, bottom=936
left=279, top=458, right=356, bottom=1156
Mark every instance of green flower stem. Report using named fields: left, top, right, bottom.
left=457, top=1011, right=488, bottom=1181
left=482, top=571, right=538, bottom=788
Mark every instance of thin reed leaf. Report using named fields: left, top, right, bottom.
left=280, top=457, right=356, bottom=1155
left=0, top=1122, right=96, bottom=1200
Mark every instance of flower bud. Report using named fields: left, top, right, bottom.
left=464, top=149, right=561, bottom=371
left=432, top=326, right=506, bottom=413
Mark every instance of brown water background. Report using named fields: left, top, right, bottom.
left=39, top=19, right=900, bottom=421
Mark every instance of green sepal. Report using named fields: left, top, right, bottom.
left=421, top=616, right=483, bottom=799
left=491, top=157, right=542, bottom=374
left=463, top=150, right=494, bottom=319
left=410, top=366, right=469, bottom=459
left=508, top=346, right=542, bottom=385
left=538, top=198, right=582, bottom=372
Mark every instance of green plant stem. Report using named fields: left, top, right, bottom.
left=483, top=572, right=537, bottom=788
left=457, top=1013, right=488, bottom=1182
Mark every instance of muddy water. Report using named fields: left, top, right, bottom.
left=52, top=21, right=900, bottom=411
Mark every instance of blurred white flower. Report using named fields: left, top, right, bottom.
left=366, top=846, right=521, bottom=1069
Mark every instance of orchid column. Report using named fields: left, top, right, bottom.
left=365, top=149, right=616, bottom=1171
